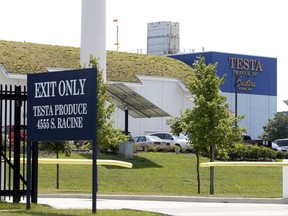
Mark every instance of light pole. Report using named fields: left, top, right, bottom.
left=234, top=75, right=241, bottom=127
left=124, top=104, right=128, bottom=135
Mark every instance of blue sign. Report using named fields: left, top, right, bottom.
left=27, top=68, right=97, bottom=142
left=169, top=52, right=277, bottom=96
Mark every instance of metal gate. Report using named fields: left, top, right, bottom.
left=0, top=85, right=38, bottom=203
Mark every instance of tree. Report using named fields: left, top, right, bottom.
left=39, top=140, right=75, bottom=189
left=39, top=141, right=75, bottom=157
left=260, top=112, right=288, bottom=141
left=88, top=55, right=128, bottom=151
left=169, top=56, right=244, bottom=194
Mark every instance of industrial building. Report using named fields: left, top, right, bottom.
left=0, top=17, right=279, bottom=140
left=145, top=21, right=278, bottom=139
left=170, top=52, right=277, bottom=139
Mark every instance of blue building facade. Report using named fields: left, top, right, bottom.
left=170, top=52, right=277, bottom=139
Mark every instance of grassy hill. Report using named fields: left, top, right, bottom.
left=0, top=40, right=194, bottom=83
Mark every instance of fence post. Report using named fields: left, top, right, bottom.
left=13, top=86, right=22, bottom=203
left=283, top=159, right=288, bottom=198
left=0, top=157, right=3, bottom=200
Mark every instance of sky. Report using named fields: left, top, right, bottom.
left=1, top=0, right=287, bottom=111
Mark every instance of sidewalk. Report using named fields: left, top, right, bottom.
left=39, top=193, right=288, bottom=204
left=36, top=194, right=288, bottom=216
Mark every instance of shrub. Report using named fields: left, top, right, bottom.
left=64, top=141, right=76, bottom=156
left=133, top=143, right=143, bottom=152
left=259, top=146, right=276, bottom=161
left=174, top=145, right=181, bottom=154
left=227, top=143, right=246, bottom=161
left=137, top=144, right=182, bottom=153
left=159, top=145, right=170, bottom=152
left=283, top=152, right=288, bottom=159
left=144, top=144, right=157, bottom=152
left=248, top=145, right=261, bottom=160
left=275, top=150, right=285, bottom=159
left=227, top=143, right=276, bottom=161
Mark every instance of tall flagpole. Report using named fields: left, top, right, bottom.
left=113, top=19, right=119, bottom=51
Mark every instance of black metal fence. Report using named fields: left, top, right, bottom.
left=0, top=85, right=37, bottom=203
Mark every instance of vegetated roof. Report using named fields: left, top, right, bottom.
left=0, top=40, right=194, bottom=83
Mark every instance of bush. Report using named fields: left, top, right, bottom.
left=133, top=143, right=144, bottom=152
left=245, top=145, right=261, bottom=160
left=144, top=144, right=157, bottom=152
left=275, top=150, right=285, bottom=159
left=259, top=146, right=276, bottom=161
left=64, top=141, right=76, bottom=156
left=227, top=143, right=246, bottom=161
left=136, top=144, right=182, bottom=153
left=283, top=152, right=288, bottom=159
left=227, top=143, right=276, bottom=161
left=99, top=144, right=119, bottom=154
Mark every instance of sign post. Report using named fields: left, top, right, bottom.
left=27, top=68, right=97, bottom=212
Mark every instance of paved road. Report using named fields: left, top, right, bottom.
left=34, top=195, right=288, bottom=216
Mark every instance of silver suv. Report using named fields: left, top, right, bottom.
left=148, top=132, right=190, bottom=149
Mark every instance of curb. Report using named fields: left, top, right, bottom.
left=38, top=194, right=288, bottom=204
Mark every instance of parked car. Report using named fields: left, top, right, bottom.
left=1, top=125, right=27, bottom=144
left=272, top=138, right=288, bottom=151
left=272, top=142, right=287, bottom=152
left=133, top=135, right=167, bottom=150
left=148, top=132, right=190, bottom=149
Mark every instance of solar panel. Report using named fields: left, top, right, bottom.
left=107, top=83, right=170, bottom=118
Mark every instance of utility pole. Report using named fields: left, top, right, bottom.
left=113, top=19, right=119, bottom=51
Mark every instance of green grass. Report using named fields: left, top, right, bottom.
left=37, top=152, right=282, bottom=198
left=0, top=40, right=194, bottom=84
left=0, top=152, right=283, bottom=215
left=0, top=202, right=166, bottom=216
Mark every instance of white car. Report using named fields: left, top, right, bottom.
left=133, top=135, right=168, bottom=150
left=148, top=132, right=191, bottom=149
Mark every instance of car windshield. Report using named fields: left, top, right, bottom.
left=276, top=140, right=288, bottom=147
left=148, top=136, right=162, bottom=141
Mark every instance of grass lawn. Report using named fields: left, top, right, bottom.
left=0, top=202, right=166, bottom=216
left=37, top=152, right=282, bottom=198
